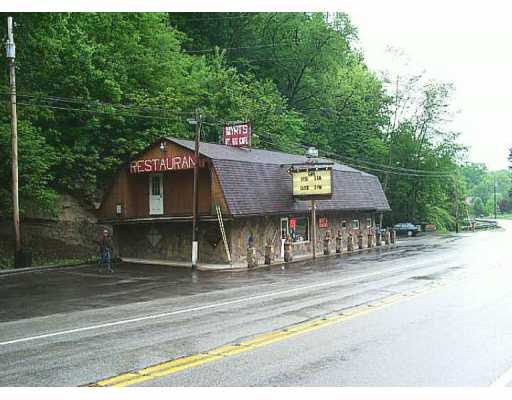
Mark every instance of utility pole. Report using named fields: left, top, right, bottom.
left=453, top=176, right=459, bottom=233
left=191, top=108, right=202, bottom=269
left=6, top=17, right=22, bottom=262
left=311, top=200, right=317, bottom=259
left=494, top=175, right=497, bottom=220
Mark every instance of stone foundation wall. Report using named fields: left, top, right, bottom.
left=228, top=211, right=377, bottom=264
left=115, top=221, right=230, bottom=264
left=112, top=210, right=378, bottom=266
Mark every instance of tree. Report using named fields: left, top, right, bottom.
left=0, top=12, right=471, bottom=232
left=0, top=120, right=58, bottom=218
left=472, top=197, right=485, bottom=217
left=0, top=12, right=305, bottom=213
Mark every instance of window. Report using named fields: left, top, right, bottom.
left=352, top=219, right=360, bottom=229
left=288, top=216, right=309, bottom=242
left=151, top=175, right=161, bottom=196
left=280, top=218, right=289, bottom=240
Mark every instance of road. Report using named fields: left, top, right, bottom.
left=0, top=222, right=511, bottom=386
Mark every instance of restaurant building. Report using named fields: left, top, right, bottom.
left=98, top=137, right=391, bottom=266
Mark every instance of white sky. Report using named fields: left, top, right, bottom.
left=340, top=0, right=512, bottom=171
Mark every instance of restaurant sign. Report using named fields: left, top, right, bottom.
left=223, top=122, right=251, bottom=147
left=129, top=155, right=200, bottom=174
left=290, top=165, right=333, bottom=199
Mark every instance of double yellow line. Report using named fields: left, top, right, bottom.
left=86, top=280, right=445, bottom=387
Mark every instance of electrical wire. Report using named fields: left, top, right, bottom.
left=2, top=91, right=457, bottom=178
left=6, top=101, right=187, bottom=123
left=253, top=134, right=455, bottom=178
left=169, top=13, right=254, bottom=23
left=0, top=92, right=194, bottom=116
left=181, top=42, right=296, bottom=54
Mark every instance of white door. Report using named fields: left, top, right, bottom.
left=149, top=174, right=164, bottom=215
left=280, top=217, right=289, bottom=258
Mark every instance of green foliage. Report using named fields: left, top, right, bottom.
left=0, top=12, right=303, bottom=207
left=0, top=120, right=58, bottom=217
left=0, top=12, right=484, bottom=232
left=462, top=163, right=511, bottom=217
left=472, top=197, right=485, bottom=217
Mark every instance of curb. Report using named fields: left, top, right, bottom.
left=0, top=261, right=98, bottom=277
left=1, top=243, right=400, bottom=276
left=201, top=242, right=400, bottom=272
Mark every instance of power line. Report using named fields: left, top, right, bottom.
left=251, top=130, right=454, bottom=177
left=229, top=57, right=303, bottom=64
left=4, top=91, right=457, bottom=178
left=182, top=42, right=296, bottom=54
left=309, top=146, right=453, bottom=177
left=308, top=145, right=453, bottom=176
left=3, top=101, right=186, bottom=123
left=169, top=13, right=254, bottom=23
left=253, top=136, right=452, bottom=177
left=0, top=92, right=194, bottom=117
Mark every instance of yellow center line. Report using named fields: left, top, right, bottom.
left=85, top=281, right=445, bottom=387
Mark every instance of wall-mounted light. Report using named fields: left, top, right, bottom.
left=159, top=142, right=166, bottom=153
left=116, top=204, right=122, bottom=216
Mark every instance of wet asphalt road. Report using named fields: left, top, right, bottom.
left=0, top=222, right=510, bottom=386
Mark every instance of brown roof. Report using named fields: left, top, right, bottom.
left=168, top=137, right=391, bottom=217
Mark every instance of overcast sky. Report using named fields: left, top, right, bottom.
left=341, top=0, right=512, bottom=171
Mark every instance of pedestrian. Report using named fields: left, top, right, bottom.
left=98, top=229, right=114, bottom=273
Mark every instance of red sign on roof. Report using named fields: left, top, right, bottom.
left=223, top=122, right=251, bottom=147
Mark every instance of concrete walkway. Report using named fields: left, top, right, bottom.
left=121, top=242, right=398, bottom=272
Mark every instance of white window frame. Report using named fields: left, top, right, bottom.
left=149, top=173, right=164, bottom=215
left=290, top=216, right=310, bottom=244
left=352, top=219, right=360, bottom=229
left=280, top=217, right=289, bottom=240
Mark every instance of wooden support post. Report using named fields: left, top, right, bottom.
left=191, top=109, right=201, bottom=268
left=311, top=200, right=317, bottom=259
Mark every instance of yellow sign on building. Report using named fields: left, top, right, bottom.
left=291, top=168, right=333, bottom=198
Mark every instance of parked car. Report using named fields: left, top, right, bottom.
left=393, top=222, right=419, bottom=236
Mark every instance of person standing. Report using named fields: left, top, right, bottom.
left=98, top=229, right=114, bottom=273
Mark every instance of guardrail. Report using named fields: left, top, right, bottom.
left=462, top=219, right=499, bottom=231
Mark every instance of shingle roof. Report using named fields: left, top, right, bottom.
left=170, top=137, right=359, bottom=172
left=167, top=137, right=391, bottom=217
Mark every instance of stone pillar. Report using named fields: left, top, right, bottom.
left=385, top=229, right=390, bottom=245
left=357, top=232, right=364, bottom=250
left=347, top=233, right=354, bottom=252
left=323, top=231, right=331, bottom=256
left=284, top=237, right=293, bottom=262
left=247, top=247, right=257, bottom=268
left=335, top=230, right=342, bottom=254
left=264, top=240, right=273, bottom=265
left=367, top=230, right=374, bottom=248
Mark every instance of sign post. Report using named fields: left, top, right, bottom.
left=311, top=200, right=317, bottom=259
left=289, top=163, right=333, bottom=260
left=290, top=165, right=333, bottom=200
left=192, top=109, right=202, bottom=269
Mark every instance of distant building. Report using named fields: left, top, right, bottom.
left=98, top=137, right=391, bottom=266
